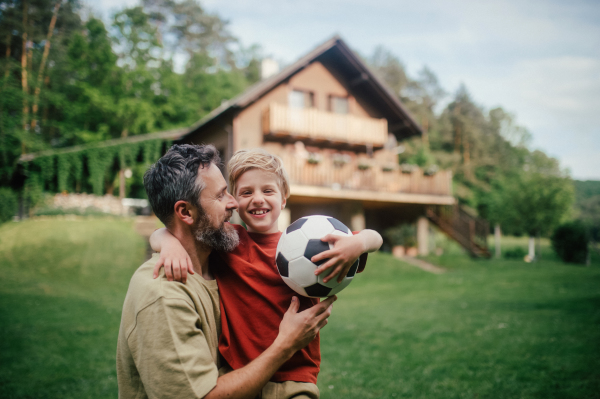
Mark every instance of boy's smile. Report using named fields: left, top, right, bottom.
left=235, top=169, right=286, bottom=234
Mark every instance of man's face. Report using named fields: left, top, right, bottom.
left=193, top=163, right=239, bottom=252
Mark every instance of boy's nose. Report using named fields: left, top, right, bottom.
left=252, top=193, right=265, bottom=205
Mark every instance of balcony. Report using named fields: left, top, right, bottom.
left=263, top=103, right=388, bottom=147
left=264, top=144, right=454, bottom=204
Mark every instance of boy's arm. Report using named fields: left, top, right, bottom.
left=150, top=228, right=194, bottom=283
left=312, top=229, right=383, bottom=283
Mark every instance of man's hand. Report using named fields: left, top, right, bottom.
left=311, top=235, right=364, bottom=283
left=204, top=296, right=336, bottom=399
left=274, top=295, right=337, bottom=354
left=150, top=228, right=194, bottom=283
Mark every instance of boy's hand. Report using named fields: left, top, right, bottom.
left=311, top=234, right=365, bottom=283
left=152, top=236, right=194, bottom=283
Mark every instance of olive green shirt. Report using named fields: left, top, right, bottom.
left=117, top=254, right=221, bottom=399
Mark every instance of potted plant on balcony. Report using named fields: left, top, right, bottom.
left=307, top=152, right=321, bottom=165
left=382, top=163, right=396, bottom=172
left=400, top=163, right=417, bottom=174
left=424, top=164, right=439, bottom=176
left=332, top=153, right=350, bottom=168
left=357, top=159, right=372, bottom=170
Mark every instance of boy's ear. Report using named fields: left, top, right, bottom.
left=281, top=195, right=287, bottom=209
left=173, top=200, right=196, bottom=226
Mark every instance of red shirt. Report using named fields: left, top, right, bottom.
left=214, top=223, right=366, bottom=384
left=214, top=224, right=320, bottom=383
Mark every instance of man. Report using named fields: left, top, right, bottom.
left=116, top=144, right=335, bottom=399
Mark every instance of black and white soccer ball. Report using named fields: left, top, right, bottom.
left=276, top=215, right=359, bottom=298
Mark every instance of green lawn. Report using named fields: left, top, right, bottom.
left=1, top=219, right=599, bottom=398
left=0, top=218, right=146, bottom=399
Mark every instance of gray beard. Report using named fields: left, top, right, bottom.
left=193, top=212, right=239, bottom=252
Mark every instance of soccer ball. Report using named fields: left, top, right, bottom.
left=276, top=215, right=359, bottom=298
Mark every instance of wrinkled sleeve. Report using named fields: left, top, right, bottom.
left=126, top=297, right=218, bottom=399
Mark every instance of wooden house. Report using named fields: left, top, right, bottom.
left=179, top=36, right=489, bottom=257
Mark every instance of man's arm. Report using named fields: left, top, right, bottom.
left=127, top=292, right=335, bottom=399
left=205, top=296, right=334, bottom=399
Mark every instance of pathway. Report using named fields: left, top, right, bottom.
left=398, top=256, right=446, bottom=274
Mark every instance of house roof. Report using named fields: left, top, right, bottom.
left=184, top=35, right=422, bottom=140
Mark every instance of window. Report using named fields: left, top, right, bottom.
left=289, top=90, right=314, bottom=108
left=330, top=96, right=349, bottom=114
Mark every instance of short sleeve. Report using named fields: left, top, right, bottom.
left=126, top=297, right=218, bottom=399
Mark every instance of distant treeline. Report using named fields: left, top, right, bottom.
left=1, top=0, right=596, bottom=240
left=0, top=0, right=261, bottom=185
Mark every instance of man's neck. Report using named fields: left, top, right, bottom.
left=169, top=225, right=213, bottom=280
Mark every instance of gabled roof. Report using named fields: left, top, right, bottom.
left=184, top=35, right=422, bottom=140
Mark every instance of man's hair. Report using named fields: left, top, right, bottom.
left=144, top=144, right=221, bottom=226
left=228, top=148, right=290, bottom=199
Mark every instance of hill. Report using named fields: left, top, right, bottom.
left=574, top=180, right=600, bottom=203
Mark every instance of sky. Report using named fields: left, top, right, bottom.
left=87, top=0, right=600, bottom=180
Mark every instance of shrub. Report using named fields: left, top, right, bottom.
left=504, top=246, right=527, bottom=260
left=384, top=224, right=417, bottom=248
left=0, top=187, right=18, bottom=224
left=551, top=221, right=589, bottom=264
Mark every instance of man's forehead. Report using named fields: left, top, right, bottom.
left=197, top=163, right=226, bottom=190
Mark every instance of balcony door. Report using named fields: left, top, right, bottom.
left=289, top=90, right=314, bottom=134
left=289, top=89, right=314, bottom=109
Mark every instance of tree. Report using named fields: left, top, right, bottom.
left=485, top=151, right=574, bottom=260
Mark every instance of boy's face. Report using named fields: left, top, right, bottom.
left=234, top=169, right=286, bottom=234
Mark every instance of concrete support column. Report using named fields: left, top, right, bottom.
left=528, top=236, right=535, bottom=260
left=350, top=203, right=365, bottom=232
left=278, top=208, right=291, bottom=232
left=494, top=224, right=502, bottom=259
left=417, top=216, right=429, bottom=256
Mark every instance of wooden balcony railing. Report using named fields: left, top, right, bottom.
left=263, top=103, right=388, bottom=146
left=267, top=146, right=453, bottom=197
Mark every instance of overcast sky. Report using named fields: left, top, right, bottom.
left=87, top=0, right=600, bottom=180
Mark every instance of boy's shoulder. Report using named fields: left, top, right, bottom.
left=231, top=223, right=249, bottom=235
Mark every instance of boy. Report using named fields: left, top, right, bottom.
left=150, top=148, right=382, bottom=398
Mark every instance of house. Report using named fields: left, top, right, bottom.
left=176, top=35, right=489, bottom=256
left=17, top=35, right=489, bottom=256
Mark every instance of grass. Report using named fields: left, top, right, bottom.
left=1, top=219, right=599, bottom=398
left=0, top=218, right=145, bottom=399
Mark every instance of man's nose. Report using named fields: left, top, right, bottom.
left=226, top=192, right=238, bottom=210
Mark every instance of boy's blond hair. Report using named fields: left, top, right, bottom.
left=228, top=148, right=291, bottom=199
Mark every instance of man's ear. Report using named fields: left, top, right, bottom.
left=173, top=200, right=196, bottom=226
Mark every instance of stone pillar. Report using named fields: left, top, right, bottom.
left=119, top=169, right=126, bottom=199
left=528, top=236, right=535, bottom=260
left=350, top=203, right=365, bottom=232
left=417, top=216, right=429, bottom=256
left=278, top=208, right=291, bottom=232
left=494, top=224, right=502, bottom=259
